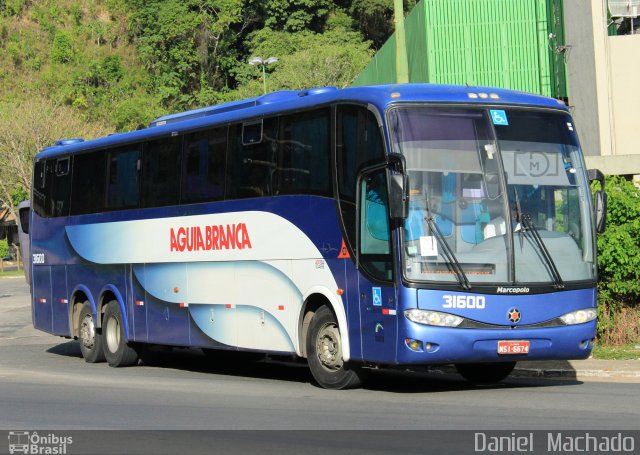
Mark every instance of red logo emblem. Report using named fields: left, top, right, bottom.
left=508, top=308, right=522, bottom=323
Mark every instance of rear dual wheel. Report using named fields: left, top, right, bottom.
left=78, top=301, right=105, bottom=363
left=102, top=300, right=139, bottom=367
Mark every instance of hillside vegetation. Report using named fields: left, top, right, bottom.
left=0, top=0, right=410, bottom=215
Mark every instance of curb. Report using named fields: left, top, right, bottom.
left=513, top=364, right=640, bottom=382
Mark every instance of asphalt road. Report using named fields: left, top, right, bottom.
left=1, top=277, right=639, bottom=432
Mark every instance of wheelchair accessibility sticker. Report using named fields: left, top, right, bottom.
left=372, top=287, right=382, bottom=306
left=490, top=109, right=509, bottom=126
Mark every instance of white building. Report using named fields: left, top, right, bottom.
left=564, top=0, right=640, bottom=177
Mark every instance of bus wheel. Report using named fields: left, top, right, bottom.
left=103, top=300, right=139, bottom=367
left=78, top=301, right=105, bottom=363
left=306, top=306, right=366, bottom=389
left=455, top=362, right=516, bottom=385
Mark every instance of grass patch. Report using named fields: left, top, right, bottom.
left=0, top=269, right=25, bottom=278
left=592, top=344, right=640, bottom=360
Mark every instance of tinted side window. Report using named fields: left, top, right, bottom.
left=336, top=105, right=385, bottom=256
left=142, top=136, right=181, bottom=208
left=228, top=118, right=278, bottom=199
left=32, top=160, right=47, bottom=217
left=182, top=127, right=226, bottom=204
left=336, top=105, right=385, bottom=202
left=50, top=157, right=71, bottom=217
left=277, top=108, right=331, bottom=196
left=71, top=151, right=105, bottom=215
left=359, top=169, right=393, bottom=282
left=106, top=146, right=140, bottom=210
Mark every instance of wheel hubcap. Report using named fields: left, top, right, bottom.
left=316, top=322, right=343, bottom=371
left=105, top=315, right=120, bottom=354
left=80, top=315, right=95, bottom=350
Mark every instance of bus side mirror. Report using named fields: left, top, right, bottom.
left=588, top=169, right=606, bottom=234
left=594, top=190, right=607, bottom=234
left=18, top=205, right=30, bottom=235
left=587, top=168, right=605, bottom=189
left=387, top=154, right=408, bottom=219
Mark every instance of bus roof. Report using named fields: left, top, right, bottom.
left=36, top=83, right=568, bottom=160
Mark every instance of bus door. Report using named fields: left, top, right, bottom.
left=32, top=264, right=52, bottom=333
left=130, top=264, right=148, bottom=342
left=357, top=168, right=398, bottom=363
left=50, top=266, right=69, bottom=335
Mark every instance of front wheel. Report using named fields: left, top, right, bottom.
left=306, top=306, right=366, bottom=389
left=103, top=300, right=139, bottom=367
left=455, top=362, right=516, bottom=385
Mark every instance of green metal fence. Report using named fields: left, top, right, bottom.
left=352, top=0, right=567, bottom=99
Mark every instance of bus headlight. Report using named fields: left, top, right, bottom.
left=559, top=309, right=597, bottom=325
left=404, top=309, right=464, bottom=327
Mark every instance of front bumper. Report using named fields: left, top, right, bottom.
left=396, top=319, right=597, bottom=365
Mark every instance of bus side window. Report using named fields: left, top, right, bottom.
left=71, top=151, right=105, bottom=215
left=32, top=160, right=47, bottom=217
left=142, top=136, right=182, bottom=208
left=106, top=146, right=140, bottom=210
left=228, top=118, right=278, bottom=199
left=182, top=127, right=226, bottom=204
left=50, top=157, right=71, bottom=217
left=336, top=104, right=385, bottom=258
left=359, top=169, right=393, bottom=282
left=277, top=108, right=331, bottom=196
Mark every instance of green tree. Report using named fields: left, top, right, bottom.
left=253, top=0, right=334, bottom=32
left=51, top=31, right=73, bottom=63
left=0, top=239, right=8, bottom=259
left=350, top=0, right=416, bottom=48
left=233, top=26, right=371, bottom=96
left=126, top=0, right=244, bottom=108
left=594, top=176, right=640, bottom=343
left=596, top=176, right=640, bottom=303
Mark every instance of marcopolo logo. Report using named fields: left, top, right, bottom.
left=8, top=431, right=72, bottom=454
left=496, top=287, right=530, bottom=294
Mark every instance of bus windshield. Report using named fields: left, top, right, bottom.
left=389, top=106, right=595, bottom=286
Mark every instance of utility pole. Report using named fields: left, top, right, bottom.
left=394, top=0, right=409, bottom=84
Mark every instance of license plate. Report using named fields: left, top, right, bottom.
left=497, top=340, right=530, bottom=355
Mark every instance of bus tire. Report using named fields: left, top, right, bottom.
left=455, top=362, right=516, bottom=385
left=103, top=300, right=139, bottom=367
left=306, top=305, right=366, bottom=389
left=78, top=301, right=105, bottom=363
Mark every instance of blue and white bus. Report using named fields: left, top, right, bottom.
left=28, top=84, right=606, bottom=389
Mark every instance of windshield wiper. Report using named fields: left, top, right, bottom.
left=512, top=189, right=564, bottom=289
left=424, top=216, right=471, bottom=290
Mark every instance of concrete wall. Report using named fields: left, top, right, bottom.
left=609, top=34, right=640, bottom=159
left=564, top=0, right=608, bottom=157
left=564, top=0, right=640, bottom=175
